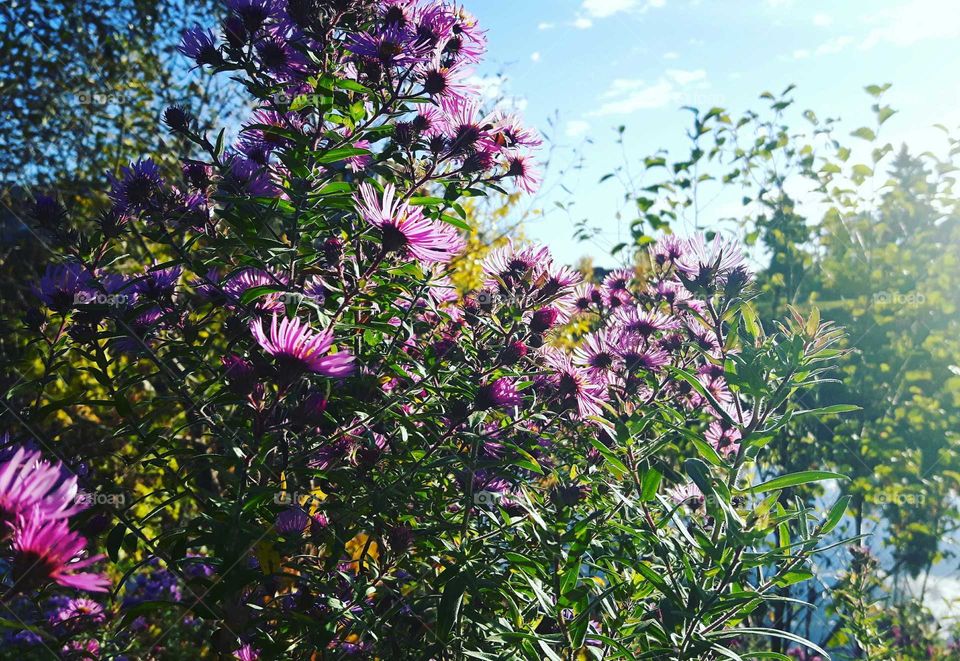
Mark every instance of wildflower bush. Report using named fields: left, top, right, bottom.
left=3, top=1, right=855, bottom=658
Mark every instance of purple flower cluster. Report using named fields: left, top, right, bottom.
left=0, top=446, right=108, bottom=593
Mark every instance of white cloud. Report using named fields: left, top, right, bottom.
left=662, top=51, right=680, bottom=60
left=577, top=0, right=665, bottom=21
left=813, top=12, right=833, bottom=27
left=591, top=69, right=710, bottom=116
left=582, top=0, right=638, bottom=17
left=464, top=74, right=528, bottom=112
left=793, top=35, right=854, bottom=59
left=530, top=51, right=541, bottom=62
left=666, top=68, right=706, bottom=85
left=537, top=21, right=555, bottom=30
left=565, top=120, right=592, bottom=138
left=861, top=0, right=960, bottom=49
left=572, top=16, right=594, bottom=28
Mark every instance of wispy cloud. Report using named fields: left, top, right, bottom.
left=590, top=69, right=707, bottom=115
left=861, top=0, right=960, bottom=49
left=793, top=35, right=854, bottom=59
left=530, top=51, right=541, bottom=62
left=572, top=0, right=665, bottom=28
left=812, top=12, right=833, bottom=27
left=565, top=120, right=592, bottom=138
left=465, top=74, right=528, bottom=112
left=662, top=51, right=680, bottom=60
left=537, top=21, right=555, bottom=30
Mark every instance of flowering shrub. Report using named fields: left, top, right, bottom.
left=4, top=0, right=855, bottom=658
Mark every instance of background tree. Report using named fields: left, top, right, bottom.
left=603, top=86, right=960, bottom=656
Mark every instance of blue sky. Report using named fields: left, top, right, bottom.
left=468, top=0, right=960, bottom=267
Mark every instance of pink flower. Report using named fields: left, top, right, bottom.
left=354, top=183, right=464, bottom=264
left=0, top=446, right=85, bottom=528
left=505, top=154, right=541, bottom=194
left=573, top=329, right=619, bottom=383
left=476, top=378, right=522, bottom=410
left=544, top=350, right=608, bottom=419
left=11, top=509, right=109, bottom=593
left=250, top=315, right=354, bottom=377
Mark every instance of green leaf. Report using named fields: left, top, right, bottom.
left=820, top=495, right=851, bottom=535
left=851, top=127, right=876, bottom=141
left=316, top=147, right=371, bottom=164
left=240, top=285, right=284, bottom=305
left=588, top=436, right=629, bottom=477
left=436, top=570, right=470, bottom=641
left=748, top=471, right=847, bottom=494
left=641, top=468, right=662, bottom=501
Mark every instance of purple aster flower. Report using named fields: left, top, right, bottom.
left=666, top=483, right=704, bottom=511
left=62, top=639, right=100, bottom=657
left=30, top=194, right=66, bottom=226
left=649, top=279, right=695, bottom=308
left=440, top=6, right=487, bottom=63
left=255, top=30, right=310, bottom=78
left=178, top=26, right=221, bottom=67
left=387, top=524, right=414, bottom=552
left=498, top=340, right=528, bottom=366
left=250, top=314, right=354, bottom=377
left=417, top=54, right=472, bottom=101
left=34, top=262, right=93, bottom=312
left=302, top=275, right=326, bottom=305
left=614, top=308, right=679, bottom=337
left=223, top=154, right=278, bottom=197
left=122, top=560, right=181, bottom=606
left=675, top=233, right=748, bottom=289
left=182, top=160, right=212, bottom=189
left=222, top=354, right=257, bottom=394
left=490, top=112, right=543, bottom=149
left=537, top=262, right=582, bottom=300
left=162, top=104, right=194, bottom=133
left=50, top=597, right=106, bottom=628
left=0, top=446, right=85, bottom=528
left=706, top=420, right=741, bottom=456
left=475, top=377, right=522, bottom=410
left=222, top=268, right=288, bottom=313
left=617, top=337, right=670, bottom=372
left=505, top=154, right=541, bottom=194
left=602, top=268, right=633, bottom=292
left=275, top=507, right=309, bottom=535
left=134, top=265, right=181, bottom=300
left=573, top=330, right=619, bottom=381
left=347, top=25, right=429, bottom=67
left=652, top=234, right=686, bottom=268
left=239, top=110, right=301, bottom=162
left=10, top=509, right=109, bottom=593
left=345, top=138, right=373, bottom=172
left=442, top=97, right=495, bottom=155
left=529, top=307, right=560, bottom=334
left=228, top=0, right=281, bottom=33
left=573, top=283, right=597, bottom=312
left=544, top=350, right=608, bottom=419
left=234, top=644, right=261, bottom=661
left=110, top=158, right=164, bottom=212
left=354, top=183, right=464, bottom=264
